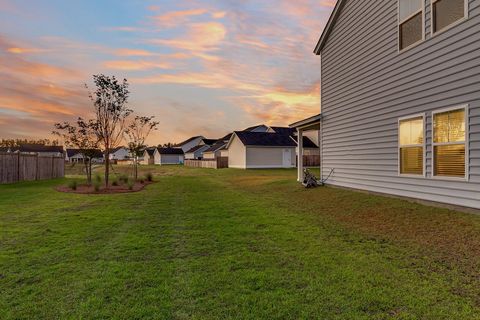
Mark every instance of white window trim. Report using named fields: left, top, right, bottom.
left=398, top=0, right=425, bottom=52
left=398, top=113, right=426, bottom=178
left=431, top=104, right=469, bottom=182
left=431, top=0, right=469, bottom=36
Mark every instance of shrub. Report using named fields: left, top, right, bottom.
left=95, top=174, right=102, bottom=183
left=112, top=179, right=119, bottom=186
left=139, top=178, right=145, bottom=184
left=93, top=182, right=100, bottom=192
left=128, top=181, right=134, bottom=190
left=146, top=172, right=153, bottom=182
left=119, top=174, right=129, bottom=184
left=68, top=181, right=77, bottom=191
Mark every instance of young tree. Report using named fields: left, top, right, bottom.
left=53, top=118, right=99, bottom=184
left=124, top=116, right=159, bottom=180
left=87, top=74, right=132, bottom=187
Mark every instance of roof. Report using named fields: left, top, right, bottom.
left=201, top=138, right=218, bottom=145
left=220, top=133, right=233, bottom=141
left=157, top=147, right=184, bottom=155
left=314, top=0, right=345, bottom=54
left=204, top=142, right=227, bottom=153
left=270, top=127, right=296, bottom=136
left=144, top=148, right=156, bottom=156
left=232, top=132, right=297, bottom=147
left=67, top=148, right=103, bottom=158
left=289, top=114, right=322, bottom=128
left=109, top=146, right=127, bottom=153
left=0, top=147, right=11, bottom=152
left=176, top=136, right=203, bottom=147
left=18, top=144, right=64, bottom=153
left=243, top=124, right=268, bottom=132
left=185, top=144, right=210, bottom=154
left=291, top=136, right=318, bottom=149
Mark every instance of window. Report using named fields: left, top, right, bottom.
left=399, top=0, right=424, bottom=50
left=432, top=0, right=467, bottom=33
left=399, top=115, right=424, bottom=175
left=433, top=107, right=467, bottom=178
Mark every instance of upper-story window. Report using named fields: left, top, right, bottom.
left=432, top=0, right=467, bottom=33
left=399, top=0, right=424, bottom=50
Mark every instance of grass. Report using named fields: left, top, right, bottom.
left=1, top=165, right=480, bottom=319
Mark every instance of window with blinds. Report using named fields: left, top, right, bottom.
left=433, top=108, right=466, bottom=178
left=399, top=0, right=423, bottom=50
left=399, top=116, right=424, bottom=175
left=432, top=0, right=466, bottom=33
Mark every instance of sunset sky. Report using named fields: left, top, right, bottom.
left=0, top=0, right=335, bottom=144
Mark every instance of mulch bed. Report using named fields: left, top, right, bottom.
left=56, top=181, right=154, bottom=194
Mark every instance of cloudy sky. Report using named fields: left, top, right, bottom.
left=0, top=0, right=335, bottom=144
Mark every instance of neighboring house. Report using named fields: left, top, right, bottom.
left=176, top=136, right=205, bottom=153
left=65, top=149, right=103, bottom=163
left=109, top=147, right=130, bottom=161
left=226, top=132, right=297, bottom=169
left=141, top=148, right=156, bottom=165
left=203, top=142, right=227, bottom=160
left=295, top=0, right=480, bottom=209
left=185, top=145, right=211, bottom=160
left=15, top=144, right=64, bottom=156
left=154, top=147, right=184, bottom=165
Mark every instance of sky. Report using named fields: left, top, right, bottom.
left=0, top=0, right=335, bottom=145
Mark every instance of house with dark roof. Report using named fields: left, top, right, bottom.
left=154, top=147, right=184, bottom=165
left=15, top=144, right=64, bottom=156
left=226, top=132, right=298, bottom=169
left=65, top=148, right=104, bottom=163
left=175, top=136, right=205, bottom=153
left=108, top=146, right=130, bottom=161
left=141, top=148, right=157, bottom=165
left=185, top=144, right=210, bottom=160
left=203, top=142, right=227, bottom=160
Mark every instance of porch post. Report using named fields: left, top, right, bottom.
left=297, top=128, right=304, bottom=182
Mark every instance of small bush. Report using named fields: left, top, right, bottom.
left=119, top=174, right=129, bottom=184
left=139, top=178, right=145, bottom=184
left=95, top=174, right=102, bottom=183
left=128, top=181, right=134, bottom=190
left=68, top=181, right=77, bottom=191
left=93, top=182, right=100, bottom=192
left=146, top=172, right=153, bottom=182
left=112, top=179, right=119, bottom=186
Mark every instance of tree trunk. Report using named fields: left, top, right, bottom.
left=104, top=150, right=110, bottom=188
left=87, top=158, right=92, bottom=184
left=134, top=158, right=138, bottom=181
left=84, top=160, right=90, bottom=184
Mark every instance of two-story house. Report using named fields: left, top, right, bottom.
left=293, top=0, right=480, bottom=209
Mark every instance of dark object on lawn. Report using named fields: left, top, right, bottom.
left=112, top=179, right=119, bottom=186
left=302, top=169, right=319, bottom=188
left=94, top=182, right=100, bottom=192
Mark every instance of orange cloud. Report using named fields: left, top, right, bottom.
left=152, top=9, right=208, bottom=27
left=114, top=48, right=154, bottom=57
left=149, top=21, right=226, bottom=52
left=104, top=60, right=171, bottom=71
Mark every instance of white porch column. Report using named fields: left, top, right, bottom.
left=297, top=128, right=304, bottom=182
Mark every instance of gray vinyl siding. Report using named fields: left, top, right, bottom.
left=320, top=0, right=480, bottom=208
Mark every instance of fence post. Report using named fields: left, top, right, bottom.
left=17, top=152, right=20, bottom=182
left=51, top=156, right=55, bottom=179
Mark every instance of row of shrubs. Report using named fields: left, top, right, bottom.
left=68, top=172, right=154, bottom=191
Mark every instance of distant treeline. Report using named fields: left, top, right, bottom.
left=0, top=139, right=60, bottom=148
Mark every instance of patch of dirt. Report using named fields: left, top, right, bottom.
left=56, top=181, right=154, bottom=194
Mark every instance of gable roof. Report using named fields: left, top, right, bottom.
left=290, top=136, right=318, bottom=149
left=157, top=147, right=184, bottom=155
left=232, top=132, right=297, bottom=147
left=270, top=126, right=296, bottom=136
left=219, top=133, right=233, bottom=141
left=185, top=144, right=210, bottom=154
left=144, top=148, right=156, bottom=156
left=0, top=147, right=11, bottom=153
left=201, top=138, right=218, bottom=146
left=67, top=148, right=103, bottom=158
left=314, top=0, right=345, bottom=55
left=109, top=146, right=127, bottom=153
left=204, top=142, right=227, bottom=153
left=18, top=144, right=64, bottom=153
left=243, top=124, right=269, bottom=132
left=176, top=136, right=203, bottom=147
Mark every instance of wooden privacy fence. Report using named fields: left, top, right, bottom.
left=185, top=157, right=229, bottom=169
left=301, top=155, right=320, bottom=167
left=0, top=152, right=65, bottom=184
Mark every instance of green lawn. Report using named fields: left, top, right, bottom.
left=1, top=166, right=480, bottom=319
